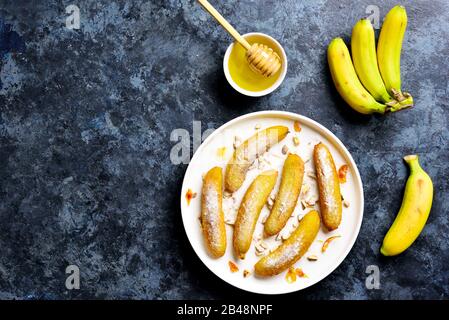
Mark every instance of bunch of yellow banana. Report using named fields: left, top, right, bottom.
left=328, top=5, right=414, bottom=114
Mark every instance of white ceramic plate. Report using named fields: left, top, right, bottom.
left=180, top=111, right=364, bottom=294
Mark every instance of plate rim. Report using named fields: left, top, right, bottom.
left=180, top=110, right=364, bottom=295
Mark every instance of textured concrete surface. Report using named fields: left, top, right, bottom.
left=0, top=0, right=448, bottom=299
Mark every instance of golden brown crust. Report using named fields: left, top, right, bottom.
left=233, top=170, right=278, bottom=259
left=201, top=167, right=226, bottom=258
left=225, top=126, right=288, bottom=193
left=255, top=210, right=320, bottom=276
left=313, top=143, right=342, bottom=231
left=264, top=154, right=304, bottom=236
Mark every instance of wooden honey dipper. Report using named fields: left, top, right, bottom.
left=198, top=0, right=282, bottom=77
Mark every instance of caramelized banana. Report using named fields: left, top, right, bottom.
left=313, top=143, right=342, bottom=231
left=233, top=170, right=278, bottom=259
left=255, top=210, right=320, bottom=276
left=264, top=154, right=304, bottom=236
left=201, top=167, right=226, bottom=258
left=225, top=126, right=288, bottom=193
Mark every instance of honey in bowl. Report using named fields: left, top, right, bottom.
left=228, top=34, right=283, bottom=92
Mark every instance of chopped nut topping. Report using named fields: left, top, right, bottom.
left=275, top=233, right=282, bottom=241
left=307, top=171, right=316, bottom=179
left=243, top=270, right=251, bottom=278
left=304, top=196, right=318, bottom=207
left=224, top=191, right=233, bottom=198
left=266, top=196, right=274, bottom=210
left=343, top=200, right=350, bottom=208
left=281, top=232, right=290, bottom=241
left=255, top=243, right=265, bottom=253
left=301, top=183, right=310, bottom=195
left=261, top=214, right=269, bottom=224
left=282, top=145, right=289, bottom=155
left=307, top=255, right=318, bottom=261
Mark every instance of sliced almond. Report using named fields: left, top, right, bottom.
left=275, top=233, right=282, bottom=241
left=307, top=171, right=316, bottom=179
left=255, top=243, right=265, bottom=253
left=301, top=183, right=310, bottom=195
left=224, top=191, right=233, bottom=198
left=255, top=250, right=265, bottom=257
left=343, top=200, right=350, bottom=208
left=304, top=197, right=317, bottom=207
left=261, top=214, right=269, bottom=224
left=307, top=255, right=318, bottom=261
left=281, top=232, right=290, bottom=241
left=266, top=197, right=274, bottom=210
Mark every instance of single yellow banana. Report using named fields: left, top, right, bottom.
left=255, top=210, right=320, bottom=276
left=201, top=167, right=227, bottom=258
left=351, top=18, right=393, bottom=103
left=328, top=38, right=387, bottom=114
left=225, top=126, right=288, bottom=193
left=264, top=154, right=304, bottom=236
left=381, top=155, right=433, bottom=256
left=234, top=170, right=278, bottom=259
left=377, top=5, right=413, bottom=107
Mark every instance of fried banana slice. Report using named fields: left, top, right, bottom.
left=233, top=170, right=278, bottom=259
left=313, top=143, right=342, bottom=231
left=255, top=210, right=320, bottom=276
left=225, top=126, right=288, bottom=193
left=264, top=154, right=304, bottom=236
left=201, top=167, right=226, bottom=258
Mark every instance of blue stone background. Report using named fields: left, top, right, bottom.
left=0, top=0, right=448, bottom=299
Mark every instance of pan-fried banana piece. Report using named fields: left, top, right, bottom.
left=313, top=143, right=342, bottom=231
left=201, top=167, right=226, bottom=258
left=264, top=154, right=304, bottom=236
left=255, top=210, right=320, bottom=276
left=225, top=126, right=288, bottom=193
left=233, top=170, right=278, bottom=259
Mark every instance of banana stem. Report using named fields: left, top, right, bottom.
left=386, top=94, right=414, bottom=113
left=404, top=154, right=420, bottom=172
